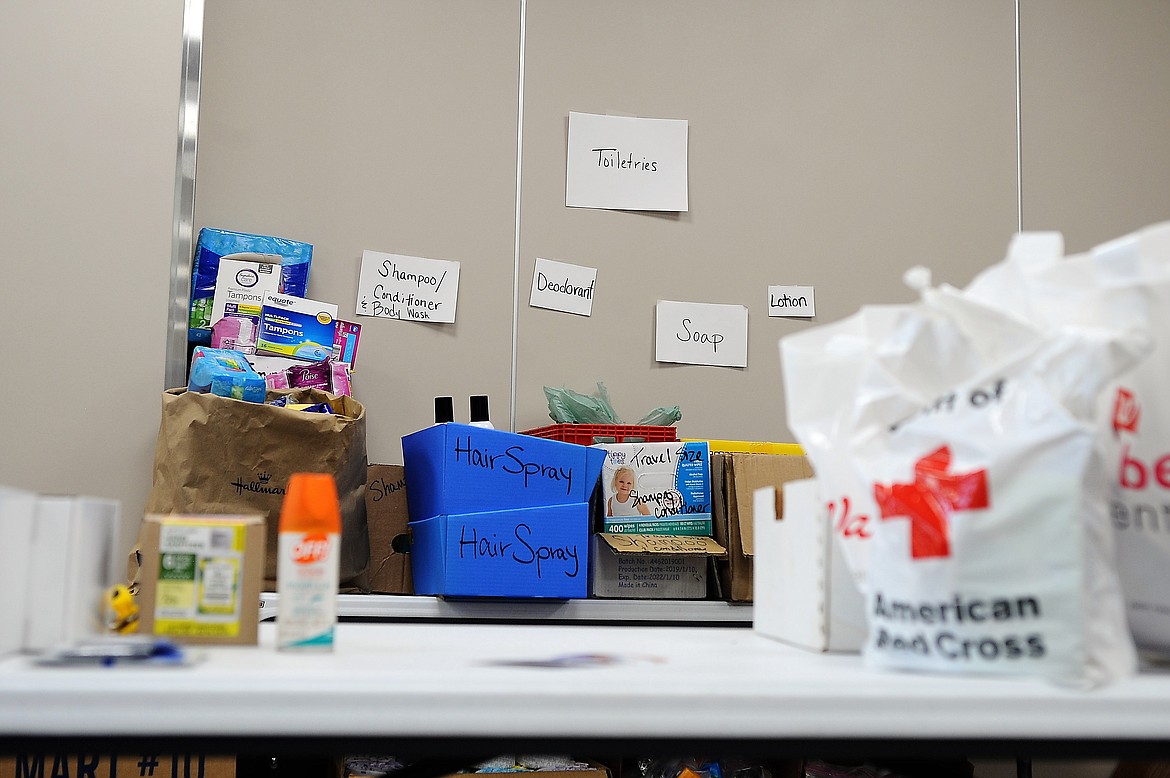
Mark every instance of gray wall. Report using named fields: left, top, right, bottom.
left=0, top=0, right=184, bottom=555
left=514, top=1, right=1018, bottom=443
left=3, top=0, right=1170, bottom=548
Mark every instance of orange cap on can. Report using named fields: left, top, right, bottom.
left=279, top=472, right=342, bottom=534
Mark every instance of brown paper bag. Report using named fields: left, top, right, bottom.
left=145, top=387, right=369, bottom=589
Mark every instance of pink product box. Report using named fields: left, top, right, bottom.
left=332, top=320, right=361, bottom=370
left=245, top=354, right=352, bottom=397
left=268, top=359, right=351, bottom=397
left=211, top=315, right=258, bottom=354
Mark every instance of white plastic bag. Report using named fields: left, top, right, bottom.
left=780, top=226, right=1152, bottom=686
left=964, top=222, right=1170, bottom=656
left=780, top=301, right=987, bottom=588
left=852, top=328, right=1142, bottom=687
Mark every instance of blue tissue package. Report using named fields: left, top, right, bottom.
left=188, top=227, right=313, bottom=345
left=188, top=346, right=266, bottom=403
left=401, top=423, right=606, bottom=520
left=208, top=371, right=266, bottom=403
left=409, top=503, right=589, bottom=598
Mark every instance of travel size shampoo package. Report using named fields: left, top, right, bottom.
left=597, top=441, right=712, bottom=536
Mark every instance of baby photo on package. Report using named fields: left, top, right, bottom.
left=597, top=441, right=711, bottom=536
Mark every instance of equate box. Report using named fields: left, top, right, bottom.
left=256, top=292, right=338, bottom=361
left=596, top=441, right=712, bottom=536
left=401, top=423, right=605, bottom=518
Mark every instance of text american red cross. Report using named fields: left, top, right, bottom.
left=873, top=445, right=989, bottom=559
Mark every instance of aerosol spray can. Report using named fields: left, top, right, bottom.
left=277, top=472, right=341, bottom=651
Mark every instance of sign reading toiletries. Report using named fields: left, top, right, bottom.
left=356, top=250, right=460, bottom=323
left=566, top=111, right=689, bottom=212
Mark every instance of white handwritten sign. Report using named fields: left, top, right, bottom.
left=768, top=285, right=815, bottom=317
left=654, top=300, right=748, bottom=368
left=566, top=111, right=689, bottom=212
left=529, top=258, right=596, bottom=316
left=355, top=250, right=460, bottom=324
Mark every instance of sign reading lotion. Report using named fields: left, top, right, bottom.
left=654, top=300, right=748, bottom=368
left=529, top=258, right=597, bottom=316
left=768, top=285, right=816, bottom=317
left=356, top=250, right=460, bottom=324
left=566, top=111, right=689, bottom=212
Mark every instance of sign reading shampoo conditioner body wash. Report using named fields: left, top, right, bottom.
left=566, top=111, right=688, bottom=212
left=356, top=250, right=460, bottom=323
left=655, top=300, right=748, bottom=368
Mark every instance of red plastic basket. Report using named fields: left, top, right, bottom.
left=521, top=423, right=678, bottom=446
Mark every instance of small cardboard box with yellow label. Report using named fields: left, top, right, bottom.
left=136, top=514, right=264, bottom=645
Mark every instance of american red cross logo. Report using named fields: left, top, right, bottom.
left=873, top=445, right=989, bottom=559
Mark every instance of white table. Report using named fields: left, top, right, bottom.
left=256, top=593, right=754, bottom=624
left=2, top=622, right=1169, bottom=762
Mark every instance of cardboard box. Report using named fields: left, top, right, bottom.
left=365, top=464, right=412, bottom=594
left=596, top=441, right=712, bottom=536
left=136, top=514, right=264, bottom=645
left=591, top=532, right=726, bottom=599
left=712, top=452, right=814, bottom=603
left=753, top=479, right=866, bottom=652
left=1, top=753, right=234, bottom=778
left=689, top=438, right=804, bottom=455
left=410, top=503, right=590, bottom=598
left=402, top=423, right=605, bottom=519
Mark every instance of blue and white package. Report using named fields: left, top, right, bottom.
left=256, top=293, right=338, bottom=361
left=187, top=346, right=266, bottom=403
left=208, top=371, right=267, bottom=403
left=188, top=228, right=313, bottom=345
left=598, top=441, right=712, bottom=536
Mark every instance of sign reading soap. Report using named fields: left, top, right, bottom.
left=598, top=441, right=712, bottom=536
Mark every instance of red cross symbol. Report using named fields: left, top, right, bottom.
left=873, top=445, right=989, bottom=559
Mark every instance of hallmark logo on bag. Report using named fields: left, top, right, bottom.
left=230, top=471, right=286, bottom=497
